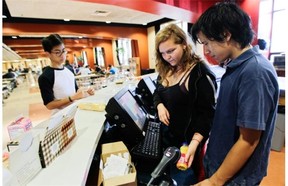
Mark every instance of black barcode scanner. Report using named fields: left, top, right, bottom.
left=147, top=146, right=180, bottom=186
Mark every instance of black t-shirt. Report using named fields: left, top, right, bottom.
left=38, top=66, right=78, bottom=106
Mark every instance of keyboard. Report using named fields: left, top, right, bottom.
left=132, top=121, right=162, bottom=160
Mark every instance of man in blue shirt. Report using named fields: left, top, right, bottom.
left=191, top=2, right=279, bottom=185
left=108, top=64, right=118, bottom=74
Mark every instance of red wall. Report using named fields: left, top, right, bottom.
left=239, top=0, right=260, bottom=45
left=3, top=22, right=150, bottom=69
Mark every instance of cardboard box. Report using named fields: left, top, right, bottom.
left=98, top=141, right=137, bottom=186
left=7, top=117, right=33, bottom=141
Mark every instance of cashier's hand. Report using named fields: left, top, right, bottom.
left=185, top=142, right=197, bottom=168
left=157, top=103, right=170, bottom=126
left=86, top=87, right=95, bottom=95
left=72, top=87, right=94, bottom=100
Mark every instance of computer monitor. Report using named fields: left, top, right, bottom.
left=137, top=76, right=156, bottom=95
left=273, top=55, right=285, bottom=68
left=144, top=76, right=156, bottom=94
left=135, top=76, right=156, bottom=114
left=105, top=87, right=148, bottom=148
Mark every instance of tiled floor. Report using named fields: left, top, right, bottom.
left=261, top=147, right=285, bottom=186
left=2, top=77, right=285, bottom=185
left=2, top=75, right=51, bottom=149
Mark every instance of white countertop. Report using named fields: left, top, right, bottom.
left=27, top=79, right=138, bottom=186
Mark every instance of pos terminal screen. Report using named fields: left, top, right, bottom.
left=118, top=90, right=147, bottom=131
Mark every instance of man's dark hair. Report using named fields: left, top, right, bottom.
left=191, top=2, right=254, bottom=49
left=41, top=34, right=63, bottom=52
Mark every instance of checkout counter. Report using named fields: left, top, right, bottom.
left=3, top=71, right=154, bottom=186
left=26, top=78, right=139, bottom=185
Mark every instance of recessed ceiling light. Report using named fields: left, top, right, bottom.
left=2, top=15, right=7, bottom=18
left=106, top=21, right=111, bottom=24
left=12, top=36, right=17, bottom=39
left=64, top=19, right=70, bottom=21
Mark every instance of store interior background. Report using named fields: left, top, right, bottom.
left=4, top=0, right=285, bottom=71
left=2, top=0, right=286, bottom=185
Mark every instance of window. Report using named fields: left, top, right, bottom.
left=94, top=47, right=105, bottom=67
left=258, top=0, right=287, bottom=53
left=270, top=0, right=287, bottom=53
left=81, top=51, right=88, bottom=67
left=116, top=39, right=132, bottom=66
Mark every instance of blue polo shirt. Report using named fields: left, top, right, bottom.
left=204, top=46, right=279, bottom=185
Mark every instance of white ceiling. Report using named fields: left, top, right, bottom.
left=3, top=0, right=194, bottom=61
left=5, top=0, right=165, bottom=25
